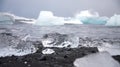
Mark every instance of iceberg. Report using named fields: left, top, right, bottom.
left=106, top=15, right=120, bottom=26
left=0, top=13, right=15, bottom=24
left=75, top=10, right=108, bottom=25
left=0, top=12, right=36, bottom=24
left=74, top=51, right=120, bottom=67
left=64, top=18, right=83, bottom=24
left=36, top=11, right=65, bottom=26
left=35, top=11, right=83, bottom=26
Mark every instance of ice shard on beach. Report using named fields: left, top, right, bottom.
left=0, top=32, right=37, bottom=57
left=74, top=51, right=120, bottom=67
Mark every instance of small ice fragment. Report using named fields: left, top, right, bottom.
left=42, top=48, right=55, bottom=54
left=24, top=61, right=27, bottom=64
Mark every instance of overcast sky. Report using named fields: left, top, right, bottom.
left=0, top=0, right=120, bottom=18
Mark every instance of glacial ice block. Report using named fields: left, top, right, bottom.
left=106, top=15, right=120, bottom=26
left=35, top=11, right=64, bottom=26
left=0, top=32, right=37, bottom=57
left=74, top=51, right=120, bottom=67
left=75, top=10, right=108, bottom=25
left=0, top=13, right=15, bottom=24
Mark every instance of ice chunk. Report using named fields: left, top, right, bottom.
left=98, top=43, right=120, bottom=55
left=75, top=10, right=108, bottom=25
left=36, top=11, right=64, bottom=26
left=0, top=12, right=35, bottom=24
left=64, top=18, right=83, bottom=24
left=0, top=13, right=15, bottom=24
left=0, top=42, right=36, bottom=57
left=106, top=15, right=120, bottom=26
left=74, top=51, right=120, bottom=67
left=0, top=32, right=37, bottom=57
left=42, top=33, right=79, bottom=48
left=42, top=48, right=55, bottom=54
left=36, top=11, right=83, bottom=26
left=79, top=17, right=108, bottom=25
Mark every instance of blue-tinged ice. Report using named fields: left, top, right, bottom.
left=0, top=13, right=15, bottom=24
left=106, top=15, right=120, bottom=26
left=35, top=11, right=82, bottom=26
left=75, top=10, right=108, bottom=25
left=0, top=12, right=35, bottom=24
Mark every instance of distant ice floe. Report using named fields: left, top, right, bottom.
left=74, top=51, right=120, bottom=67
left=0, top=13, right=15, bottom=24
left=36, top=11, right=65, bottom=26
left=1, top=10, right=120, bottom=26
left=0, top=12, right=36, bottom=24
left=35, top=11, right=82, bottom=26
left=75, top=10, right=109, bottom=25
left=106, top=15, right=120, bottom=26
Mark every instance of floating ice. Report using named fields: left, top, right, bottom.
left=36, top=11, right=65, bottom=26
left=106, top=15, right=120, bottom=26
left=0, top=12, right=35, bottom=24
left=0, top=13, right=15, bottom=24
left=42, top=48, right=55, bottom=54
left=35, top=11, right=82, bottom=26
left=74, top=51, right=120, bottom=67
left=75, top=10, right=99, bottom=17
left=79, top=17, right=108, bottom=25
left=75, top=10, right=108, bottom=25
left=64, top=18, right=82, bottom=24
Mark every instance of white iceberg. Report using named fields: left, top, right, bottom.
left=0, top=12, right=36, bottom=24
left=74, top=51, right=120, bottom=67
left=0, top=13, right=15, bottom=24
left=36, top=11, right=65, bottom=26
left=75, top=10, right=108, bottom=25
left=64, top=18, right=82, bottom=24
left=35, top=11, right=82, bottom=26
left=75, top=10, right=99, bottom=17
left=106, top=15, right=120, bottom=26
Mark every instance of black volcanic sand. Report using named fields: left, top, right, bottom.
left=0, top=47, right=120, bottom=67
